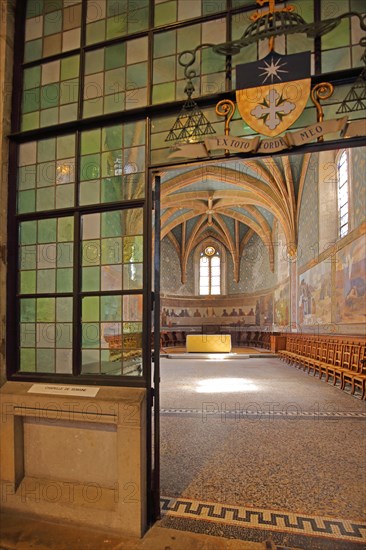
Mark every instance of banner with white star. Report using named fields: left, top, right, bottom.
left=236, top=51, right=311, bottom=137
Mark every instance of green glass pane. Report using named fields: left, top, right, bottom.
left=80, top=154, right=101, bottom=180
left=38, top=218, right=57, bottom=243
left=23, top=88, right=40, bottom=113
left=127, top=6, right=149, bottom=33
left=56, top=268, right=73, bottom=292
left=153, top=57, right=175, bottom=84
left=20, top=348, right=36, bottom=372
left=124, top=236, right=143, bottom=262
left=37, top=269, right=56, bottom=293
left=40, top=107, right=58, bottom=128
left=104, top=67, right=125, bottom=96
left=82, top=240, right=101, bottom=266
left=101, top=237, right=122, bottom=264
left=104, top=92, right=125, bottom=114
left=124, top=121, right=145, bottom=147
left=202, top=0, right=225, bottom=15
left=18, top=166, right=36, bottom=190
left=21, top=112, right=40, bottom=132
left=21, top=298, right=36, bottom=321
left=37, top=161, right=55, bottom=187
left=59, top=79, right=79, bottom=105
left=58, top=217, right=74, bottom=242
left=20, top=271, right=36, bottom=294
left=202, top=48, right=225, bottom=74
left=56, top=184, right=74, bottom=208
left=82, top=266, right=100, bottom=291
left=18, top=190, right=36, bottom=213
left=37, top=348, right=55, bottom=373
left=82, top=296, right=100, bottom=321
left=101, top=295, right=121, bottom=321
left=61, top=55, right=80, bottom=80
left=102, top=211, right=123, bottom=237
left=57, top=135, right=75, bottom=159
left=41, top=83, right=60, bottom=109
left=124, top=146, right=145, bottom=172
left=85, top=49, right=105, bottom=75
left=83, top=98, right=104, bottom=118
left=123, top=263, right=143, bottom=289
left=56, top=243, right=72, bottom=270
left=56, top=323, right=72, bottom=348
left=86, top=20, right=106, bottom=45
left=21, top=324, right=36, bottom=347
left=37, top=187, right=55, bottom=210
left=44, top=10, right=62, bottom=36
left=100, top=177, right=122, bottom=203
left=155, top=1, right=176, bottom=26
left=126, top=63, right=147, bottom=88
left=44, top=0, right=62, bottom=12
left=152, top=82, right=175, bottom=104
left=37, top=298, right=55, bottom=322
left=38, top=138, right=56, bottom=162
left=27, top=0, right=44, bottom=18
left=20, top=221, right=37, bottom=245
left=106, top=14, right=127, bottom=39
left=82, top=350, right=99, bottom=371
left=154, top=30, right=176, bottom=58
left=20, top=245, right=37, bottom=270
left=101, top=151, right=119, bottom=178
left=24, top=39, right=42, bottom=62
left=81, top=129, right=101, bottom=155
left=123, top=321, right=142, bottom=334
left=79, top=180, right=101, bottom=204
left=56, top=297, right=73, bottom=321
left=322, top=48, right=350, bottom=72
left=103, top=125, right=123, bottom=151
left=20, top=270, right=36, bottom=293
left=322, top=18, right=350, bottom=50
left=105, top=43, right=126, bottom=70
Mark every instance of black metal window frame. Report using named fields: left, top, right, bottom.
left=6, top=0, right=365, bottom=387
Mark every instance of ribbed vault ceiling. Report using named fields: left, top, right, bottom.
left=161, top=154, right=311, bottom=283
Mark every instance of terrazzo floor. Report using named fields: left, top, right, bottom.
left=159, top=356, right=366, bottom=548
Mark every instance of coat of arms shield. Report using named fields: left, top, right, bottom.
left=236, top=51, right=311, bottom=137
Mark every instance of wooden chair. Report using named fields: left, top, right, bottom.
left=342, top=345, right=366, bottom=398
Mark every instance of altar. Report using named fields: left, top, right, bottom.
left=186, top=334, right=232, bottom=353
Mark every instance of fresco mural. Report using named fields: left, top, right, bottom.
left=335, top=235, right=366, bottom=324
left=298, top=261, right=332, bottom=325
left=274, top=282, right=290, bottom=327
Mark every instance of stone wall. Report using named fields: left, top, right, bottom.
left=0, top=1, right=15, bottom=387
left=297, top=147, right=366, bottom=335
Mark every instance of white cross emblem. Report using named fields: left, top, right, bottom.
left=251, top=89, right=295, bottom=130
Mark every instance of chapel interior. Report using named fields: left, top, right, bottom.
left=0, top=1, right=365, bottom=549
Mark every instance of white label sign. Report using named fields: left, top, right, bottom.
left=28, top=384, right=100, bottom=397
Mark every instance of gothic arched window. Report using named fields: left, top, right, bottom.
left=199, top=246, right=221, bottom=295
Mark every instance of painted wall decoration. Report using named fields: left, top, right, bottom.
left=298, top=154, right=319, bottom=268
left=274, top=282, right=290, bottom=327
left=298, top=261, right=332, bottom=325
left=335, top=235, right=366, bottom=324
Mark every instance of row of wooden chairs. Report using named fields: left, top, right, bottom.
left=237, top=331, right=272, bottom=349
left=278, top=335, right=366, bottom=399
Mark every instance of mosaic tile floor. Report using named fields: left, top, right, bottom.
left=159, top=357, right=366, bottom=548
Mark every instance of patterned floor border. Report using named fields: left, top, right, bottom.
left=160, top=408, right=366, bottom=420
left=160, top=496, right=366, bottom=545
